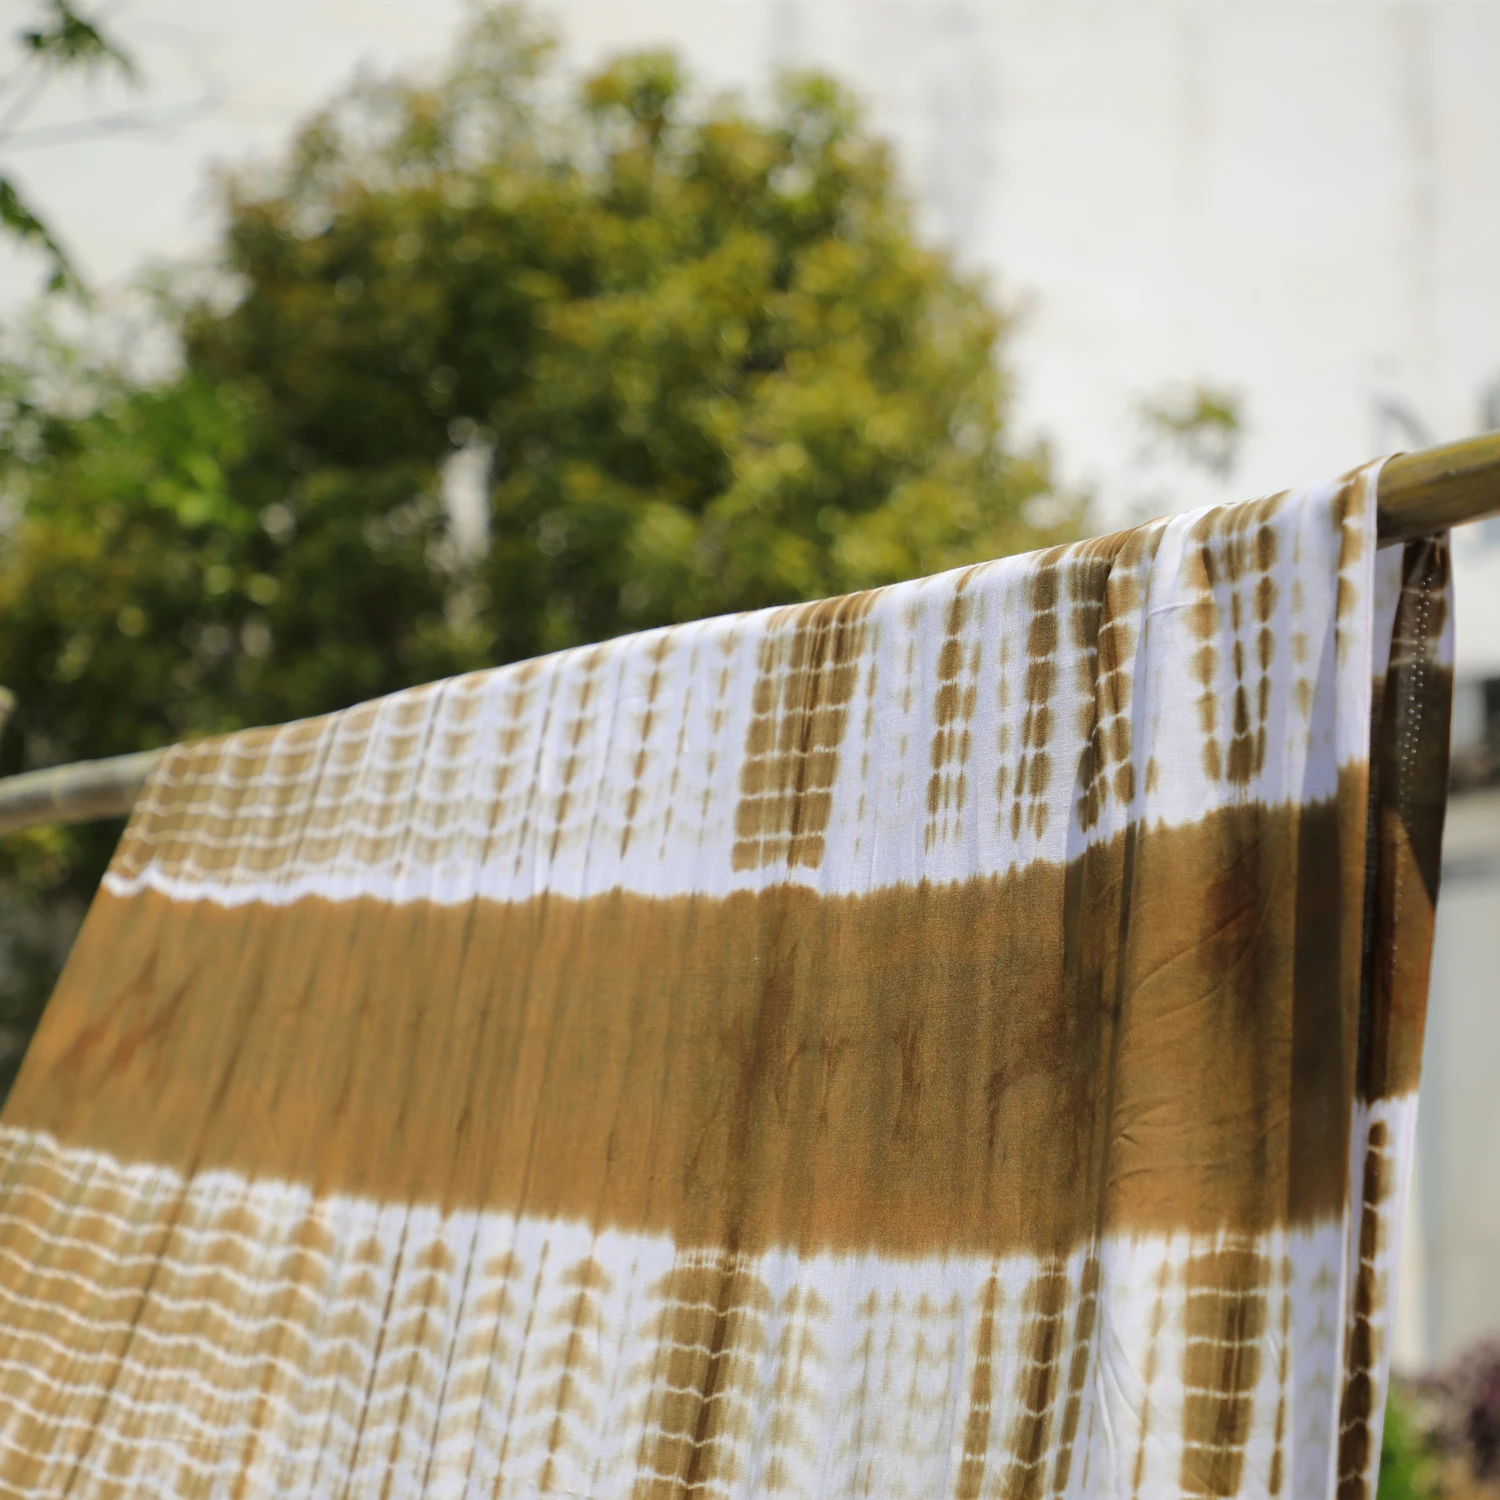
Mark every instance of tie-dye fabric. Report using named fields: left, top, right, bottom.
left=0, top=462, right=1452, bottom=1499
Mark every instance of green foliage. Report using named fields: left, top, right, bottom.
left=0, top=178, right=79, bottom=296
left=0, top=1, right=1077, bottom=1093
left=18, top=0, right=136, bottom=77
left=1380, top=1387, right=1438, bottom=1500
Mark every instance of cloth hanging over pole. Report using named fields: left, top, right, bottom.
left=0, top=459, right=1454, bottom=1497
left=0, top=434, right=1496, bottom=840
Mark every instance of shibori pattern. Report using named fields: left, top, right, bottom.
left=0, top=462, right=1452, bottom=1499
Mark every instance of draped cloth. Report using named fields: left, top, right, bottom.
left=0, top=462, right=1453, bottom=1499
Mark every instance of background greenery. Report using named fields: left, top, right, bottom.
left=1381, top=1344, right=1500, bottom=1500
left=0, top=3, right=1079, bottom=1092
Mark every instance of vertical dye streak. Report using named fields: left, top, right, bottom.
left=1130, top=1263, right=1171, bottom=1500
left=536, top=1257, right=612, bottom=1493
left=620, top=639, right=672, bottom=858
left=733, top=595, right=872, bottom=871
left=633, top=1256, right=770, bottom=1498
left=1336, top=1122, right=1391, bottom=1500
left=1186, top=497, right=1285, bottom=788
left=927, top=577, right=981, bottom=850
left=1010, top=555, right=1063, bottom=842
left=1049, top=1254, right=1099, bottom=1497
left=1186, top=537, right=1224, bottom=783
left=999, top=1263, right=1070, bottom=1500
left=1269, top=1258, right=1292, bottom=1497
left=1067, top=539, right=1140, bottom=831
left=953, top=1271, right=1002, bottom=1500
left=758, top=1286, right=830, bottom=1493
left=1179, top=1244, right=1270, bottom=1499
left=549, top=647, right=608, bottom=861
left=1224, top=523, right=1277, bottom=785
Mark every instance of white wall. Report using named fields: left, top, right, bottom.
left=1407, top=793, right=1500, bottom=1366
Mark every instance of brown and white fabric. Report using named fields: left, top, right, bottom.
left=0, top=461, right=1453, bottom=1499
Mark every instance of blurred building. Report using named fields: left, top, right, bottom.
left=1403, top=775, right=1500, bottom=1367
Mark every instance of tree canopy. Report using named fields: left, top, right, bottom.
left=0, top=3, right=1078, bottom=1089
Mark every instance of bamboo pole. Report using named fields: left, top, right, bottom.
left=0, top=749, right=165, bottom=837
left=0, top=435, right=1496, bottom=838
left=1377, top=431, right=1500, bottom=545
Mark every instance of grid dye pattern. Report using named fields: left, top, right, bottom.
left=102, top=472, right=1398, bottom=910
left=731, top=593, right=874, bottom=872
left=0, top=1128, right=1372, bottom=1500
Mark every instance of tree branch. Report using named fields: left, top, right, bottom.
left=0, top=92, right=216, bottom=150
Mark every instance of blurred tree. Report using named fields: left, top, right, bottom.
left=188, top=6, right=1071, bottom=654
left=0, top=1, right=1077, bottom=1093
left=1138, top=381, right=1244, bottom=481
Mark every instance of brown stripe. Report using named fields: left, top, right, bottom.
left=7, top=788, right=1369, bottom=1257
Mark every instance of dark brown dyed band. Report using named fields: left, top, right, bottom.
left=6, top=784, right=1381, bottom=1260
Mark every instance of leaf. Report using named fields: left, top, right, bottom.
left=18, top=0, right=138, bottom=84
left=0, top=175, right=82, bottom=294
